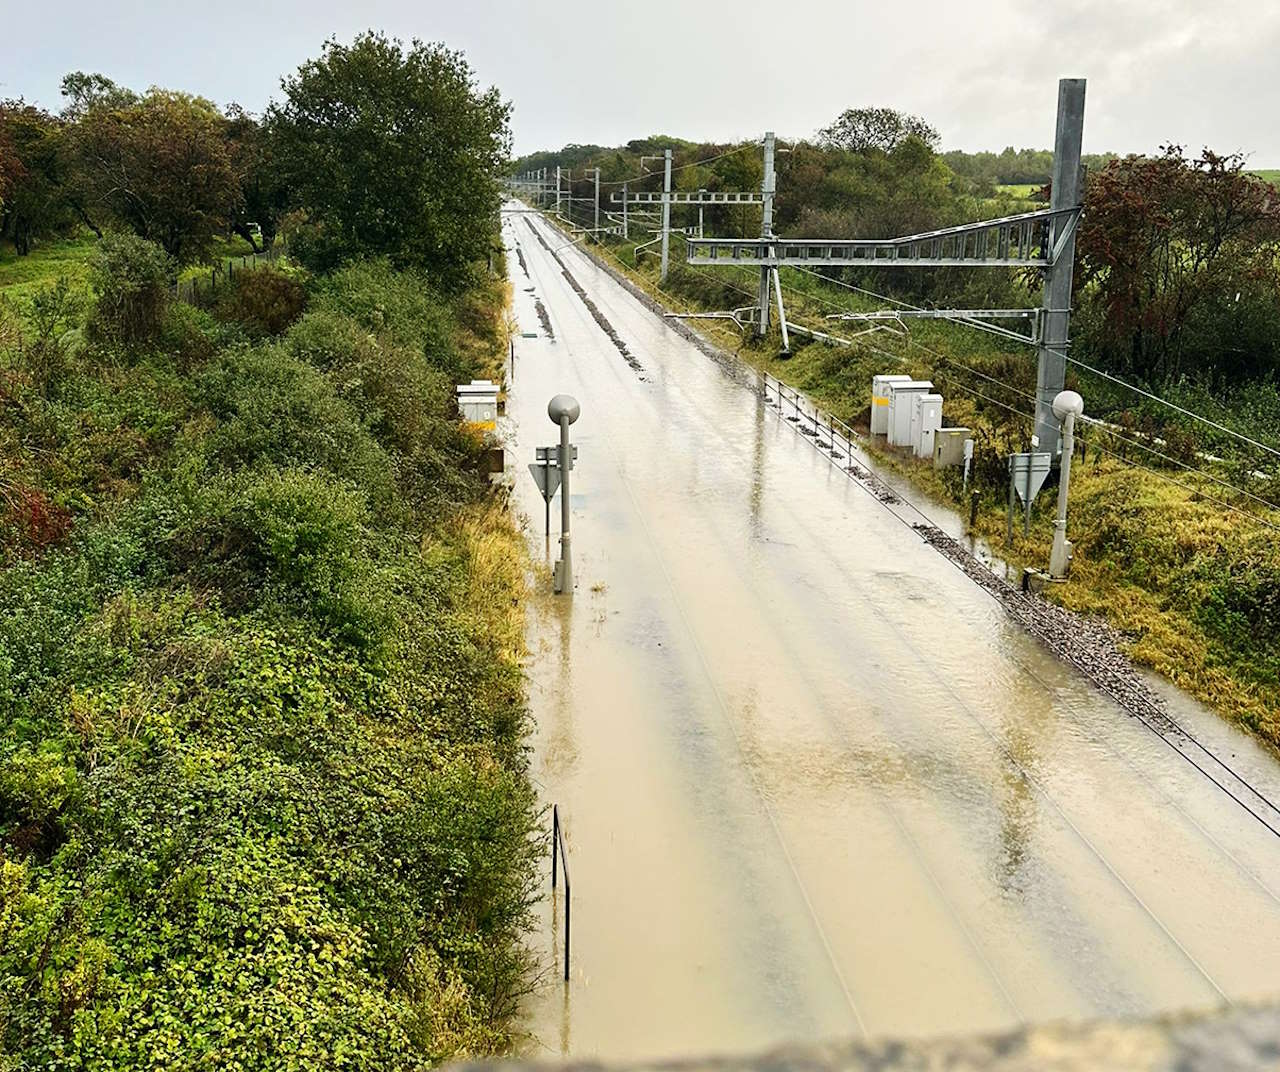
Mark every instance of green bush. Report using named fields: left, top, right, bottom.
left=311, top=259, right=468, bottom=381
left=193, top=344, right=394, bottom=509
left=285, top=308, right=378, bottom=371
left=87, top=233, right=173, bottom=348
left=0, top=227, right=531, bottom=1067
left=219, top=264, right=308, bottom=337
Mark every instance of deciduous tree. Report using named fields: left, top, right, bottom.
left=269, top=32, right=511, bottom=284
left=817, top=106, right=939, bottom=154
left=0, top=103, right=81, bottom=254
left=66, top=88, right=238, bottom=265
left=1076, top=146, right=1280, bottom=386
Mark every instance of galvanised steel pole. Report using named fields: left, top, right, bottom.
left=622, top=182, right=629, bottom=240
left=555, top=165, right=562, bottom=216
left=548, top=395, right=580, bottom=594
left=593, top=167, right=600, bottom=238
left=1035, top=78, right=1086, bottom=462
left=660, top=149, right=672, bottom=283
left=757, top=131, right=776, bottom=337
left=560, top=412, right=572, bottom=585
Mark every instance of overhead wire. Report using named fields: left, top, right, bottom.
left=1066, top=354, right=1280, bottom=461
left=788, top=264, right=1280, bottom=463
left=766, top=263, right=1280, bottom=518
left=597, top=141, right=756, bottom=187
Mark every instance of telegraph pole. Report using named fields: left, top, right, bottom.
left=756, top=131, right=776, bottom=338
left=555, top=166, right=562, bottom=216
left=593, top=167, right=601, bottom=238
left=622, top=182, right=628, bottom=240
left=1035, top=78, right=1086, bottom=462
left=660, top=149, right=673, bottom=283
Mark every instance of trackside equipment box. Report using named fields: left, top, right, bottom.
left=887, top=381, right=933, bottom=447
left=871, top=375, right=912, bottom=435
left=457, top=380, right=499, bottom=430
left=912, top=394, right=944, bottom=458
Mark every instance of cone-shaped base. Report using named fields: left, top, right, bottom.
left=775, top=349, right=793, bottom=361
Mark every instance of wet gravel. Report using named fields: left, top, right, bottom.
left=526, top=218, right=643, bottom=377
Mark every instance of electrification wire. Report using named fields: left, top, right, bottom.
left=1076, top=416, right=1280, bottom=514
left=1079, top=437, right=1280, bottom=536
left=770, top=265, right=1280, bottom=501
left=714, top=260, right=1280, bottom=531
left=534, top=206, right=1280, bottom=848
left=789, top=262, right=1280, bottom=463
left=1066, top=354, right=1280, bottom=461
left=597, top=142, right=756, bottom=186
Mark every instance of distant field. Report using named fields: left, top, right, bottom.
left=0, top=235, right=97, bottom=307
left=1, top=232, right=264, bottom=315
left=996, top=183, right=1038, bottom=198
left=1253, top=169, right=1280, bottom=186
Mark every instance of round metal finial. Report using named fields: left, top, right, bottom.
left=548, top=394, right=581, bottom=425
left=1052, top=389, right=1085, bottom=422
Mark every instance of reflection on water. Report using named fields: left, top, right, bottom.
left=504, top=209, right=1280, bottom=1062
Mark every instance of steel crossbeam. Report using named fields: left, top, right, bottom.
left=685, top=206, right=1079, bottom=269
left=610, top=190, right=764, bottom=205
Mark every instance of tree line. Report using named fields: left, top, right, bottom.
left=1, top=33, right=510, bottom=289
left=516, top=108, right=1280, bottom=394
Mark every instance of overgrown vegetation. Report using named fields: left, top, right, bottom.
left=517, top=119, right=1280, bottom=745
left=1, top=33, right=532, bottom=1070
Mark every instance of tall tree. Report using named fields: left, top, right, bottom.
left=269, top=32, right=511, bottom=283
left=0, top=103, right=81, bottom=254
left=59, top=71, right=138, bottom=119
left=817, top=107, right=939, bottom=154
left=224, top=106, right=288, bottom=252
left=65, top=89, right=239, bottom=265
left=1076, top=146, right=1280, bottom=385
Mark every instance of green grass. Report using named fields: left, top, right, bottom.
left=0, top=234, right=98, bottom=307
left=0, top=232, right=269, bottom=300
left=1252, top=169, right=1280, bottom=186
left=996, top=183, right=1038, bottom=199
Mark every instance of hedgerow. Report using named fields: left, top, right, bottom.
left=0, top=236, right=533, bottom=1067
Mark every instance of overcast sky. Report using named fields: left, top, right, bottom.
left=8, top=0, right=1280, bottom=163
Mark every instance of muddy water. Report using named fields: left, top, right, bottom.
left=501, top=208, right=1280, bottom=1062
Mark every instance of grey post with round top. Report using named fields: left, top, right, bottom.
left=548, top=394, right=580, bottom=594
left=1049, top=389, right=1084, bottom=578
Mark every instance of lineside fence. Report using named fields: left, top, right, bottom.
left=173, top=244, right=284, bottom=305
left=550, top=803, right=571, bottom=982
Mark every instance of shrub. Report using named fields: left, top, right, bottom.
left=219, top=265, right=308, bottom=337
left=88, top=233, right=172, bottom=347
left=159, top=300, right=244, bottom=369
left=168, top=466, right=388, bottom=648
left=192, top=344, right=395, bottom=510
left=20, top=277, right=83, bottom=392
left=311, top=259, right=467, bottom=381
left=285, top=309, right=378, bottom=371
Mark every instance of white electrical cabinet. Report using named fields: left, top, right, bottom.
left=870, top=375, right=912, bottom=435
left=887, top=381, right=933, bottom=447
left=456, top=380, right=499, bottom=429
left=913, top=394, right=944, bottom=458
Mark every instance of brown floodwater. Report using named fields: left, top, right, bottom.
left=501, top=207, right=1280, bottom=1062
